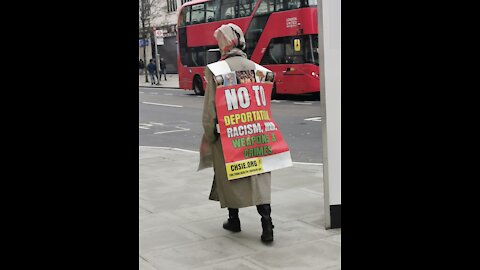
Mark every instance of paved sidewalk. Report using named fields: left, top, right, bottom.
left=139, top=74, right=180, bottom=89
left=139, top=146, right=341, bottom=270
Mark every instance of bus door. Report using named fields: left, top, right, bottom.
left=281, top=37, right=308, bottom=93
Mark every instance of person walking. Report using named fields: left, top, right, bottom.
left=159, top=58, right=167, bottom=81
left=139, top=59, right=145, bottom=75
left=147, top=59, right=158, bottom=85
left=198, top=23, right=275, bottom=243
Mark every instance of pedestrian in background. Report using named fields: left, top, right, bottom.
left=139, top=59, right=145, bottom=75
left=147, top=59, right=158, bottom=85
left=159, top=58, right=167, bottom=81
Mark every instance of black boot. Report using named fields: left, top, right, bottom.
left=223, top=208, right=241, bottom=232
left=256, top=204, right=274, bottom=242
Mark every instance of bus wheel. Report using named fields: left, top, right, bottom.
left=193, top=76, right=204, bottom=96
left=271, top=83, right=277, bottom=100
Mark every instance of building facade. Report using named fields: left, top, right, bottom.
left=139, top=0, right=192, bottom=74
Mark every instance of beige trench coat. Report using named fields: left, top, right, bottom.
left=199, top=56, right=271, bottom=209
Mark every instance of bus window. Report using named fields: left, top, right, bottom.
left=189, top=48, right=197, bottom=67
left=186, top=47, right=208, bottom=67
left=261, top=36, right=318, bottom=65
left=274, top=0, right=309, bottom=11
left=261, top=37, right=284, bottom=65
left=238, top=0, right=256, bottom=17
left=284, top=37, right=304, bottom=64
left=304, top=35, right=319, bottom=65
left=206, top=0, right=220, bottom=22
left=245, top=11, right=269, bottom=57
left=221, top=0, right=237, bottom=19
left=256, top=0, right=307, bottom=14
left=191, top=3, right=205, bottom=24
left=276, top=0, right=294, bottom=11
left=181, top=6, right=191, bottom=26
left=255, top=0, right=274, bottom=16
left=178, top=27, right=189, bottom=65
left=196, top=48, right=206, bottom=66
left=207, top=49, right=221, bottom=64
left=179, top=7, right=186, bottom=27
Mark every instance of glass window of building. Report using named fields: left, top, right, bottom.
left=167, top=0, right=178, bottom=12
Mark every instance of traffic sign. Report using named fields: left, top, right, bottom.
left=155, top=30, right=164, bottom=38
left=156, top=37, right=164, bottom=46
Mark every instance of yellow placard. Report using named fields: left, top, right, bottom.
left=294, top=39, right=301, bottom=52
left=225, top=158, right=264, bottom=180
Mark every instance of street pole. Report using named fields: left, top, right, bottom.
left=141, top=20, right=149, bottom=83
left=318, top=0, right=342, bottom=229
left=154, top=29, right=161, bottom=85
left=140, top=0, right=149, bottom=83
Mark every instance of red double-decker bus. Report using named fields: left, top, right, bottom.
left=177, top=0, right=319, bottom=97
